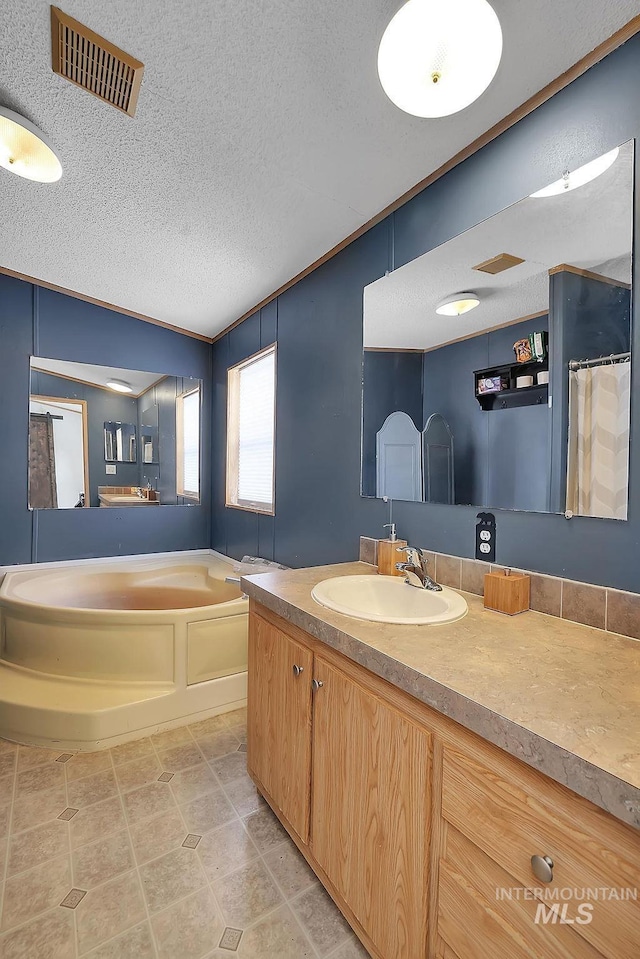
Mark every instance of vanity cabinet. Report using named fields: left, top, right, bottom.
left=248, top=606, right=431, bottom=959
left=312, top=655, right=431, bottom=959
left=247, top=603, right=640, bottom=959
left=246, top=610, right=313, bottom=842
left=438, top=742, right=640, bottom=959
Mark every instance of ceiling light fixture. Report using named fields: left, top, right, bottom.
left=0, top=107, right=62, bottom=183
left=106, top=379, right=133, bottom=394
left=529, top=148, right=619, bottom=198
left=377, top=0, right=502, bottom=118
left=436, top=293, right=480, bottom=316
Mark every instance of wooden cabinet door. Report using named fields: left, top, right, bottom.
left=311, top=655, right=431, bottom=959
left=440, top=743, right=640, bottom=959
left=247, top=612, right=313, bottom=843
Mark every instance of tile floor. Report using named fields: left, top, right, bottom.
left=0, top=709, right=371, bottom=959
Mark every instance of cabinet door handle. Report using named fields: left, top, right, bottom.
left=292, top=664, right=304, bottom=676
left=531, top=855, right=554, bottom=883
left=312, top=679, right=324, bottom=691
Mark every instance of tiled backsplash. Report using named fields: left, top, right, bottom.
left=359, top=537, right=640, bottom=642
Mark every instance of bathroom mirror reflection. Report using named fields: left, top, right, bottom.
left=361, top=138, right=633, bottom=520
left=29, top=358, right=202, bottom=508
left=103, top=421, right=137, bottom=463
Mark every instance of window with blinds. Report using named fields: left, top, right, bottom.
left=226, top=344, right=276, bottom=514
left=177, top=386, right=200, bottom=499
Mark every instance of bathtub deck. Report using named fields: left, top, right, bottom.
left=0, top=554, right=249, bottom=750
left=0, top=711, right=364, bottom=958
left=0, top=662, right=176, bottom=748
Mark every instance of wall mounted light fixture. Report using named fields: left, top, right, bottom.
left=0, top=106, right=62, bottom=183
left=436, top=293, right=480, bottom=317
left=106, top=379, right=133, bottom=394
left=530, top=148, right=619, bottom=198
left=378, top=0, right=502, bottom=118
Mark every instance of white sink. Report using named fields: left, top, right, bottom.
left=311, top=575, right=468, bottom=625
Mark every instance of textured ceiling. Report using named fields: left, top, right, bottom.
left=1, top=0, right=640, bottom=338
left=364, top=140, right=633, bottom=349
left=30, top=357, right=165, bottom=394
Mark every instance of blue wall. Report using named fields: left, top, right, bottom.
left=0, top=279, right=211, bottom=565
left=362, top=316, right=551, bottom=510
left=211, top=35, right=640, bottom=592
left=361, top=351, right=423, bottom=497
left=421, top=316, right=550, bottom=512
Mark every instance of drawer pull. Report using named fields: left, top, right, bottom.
left=312, top=679, right=324, bottom=691
left=531, top=855, right=554, bottom=883
left=292, top=664, right=304, bottom=676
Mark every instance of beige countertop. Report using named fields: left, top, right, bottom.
left=98, top=493, right=159, bottom=506
left=241, top=561, right=640, bottom=830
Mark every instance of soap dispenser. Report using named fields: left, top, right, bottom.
left=377, top=524, right=408, bottom=577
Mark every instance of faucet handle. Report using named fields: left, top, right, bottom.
left=397, top=545, right=421, bottom=566
left=397, top=546, right=430, bottom=572
left=397, top=545, right=416, bottom=555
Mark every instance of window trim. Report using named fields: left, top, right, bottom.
left=176, top=384, right=201, bottom=501
left=226, top=343, right=277, bottom=516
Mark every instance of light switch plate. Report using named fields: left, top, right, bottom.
left=105, top=464, right=116, bottom=475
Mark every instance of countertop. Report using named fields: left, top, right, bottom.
left=98, top=493, right=159, bottom=506
left=241, top=561, right=640, bottom=830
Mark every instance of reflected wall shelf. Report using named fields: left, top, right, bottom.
left=474, top=361, right=549, bottom=411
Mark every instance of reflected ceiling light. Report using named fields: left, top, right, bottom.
left=377, top=0, right=502, bottom=118
left=530, top=148, right=619, bottom=198
left=0, top=107, right=62, bottom=183
left=106, top=379, right=133, bottom=393
left=436, top=293, right=480, bottom=316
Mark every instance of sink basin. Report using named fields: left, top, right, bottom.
left=311, top=575, right=468, bottom=625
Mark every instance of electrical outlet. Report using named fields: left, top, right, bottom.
left=476, top=512, right=496, bottom=562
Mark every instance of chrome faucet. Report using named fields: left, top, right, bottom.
left=395, top=546, right=442, bottom=591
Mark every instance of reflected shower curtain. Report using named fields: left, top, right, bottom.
left=566, top=363, right=630, bottom=520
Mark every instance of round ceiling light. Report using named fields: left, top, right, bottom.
left=529, top=148, right=619, bottom=198
left=0, top=107, right=62, bottom=183
left=106, top=379, right=133, bottom=394
left=377, top=0, right=503, bottom=118
left=436, top=293, right=480, bottom=316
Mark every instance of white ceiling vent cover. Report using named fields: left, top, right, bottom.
left=50, top=6, right=144, bottom=117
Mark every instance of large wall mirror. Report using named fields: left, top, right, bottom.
left=362, top=139, right=633, bottom=521
left=29, top=358, right=202, bottom=508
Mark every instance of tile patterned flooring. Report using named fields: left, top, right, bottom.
left=0, top=709, right=371, bottom=958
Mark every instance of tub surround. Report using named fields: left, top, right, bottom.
left=241, top=561, right=640, bottom=829
left=0, top=552, right=249, bottom=750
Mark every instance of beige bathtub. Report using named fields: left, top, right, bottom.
left=0, top=554, right=249, bottom=749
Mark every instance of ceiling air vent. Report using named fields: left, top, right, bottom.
left=472, top=253, right=525, bottom=275
left=50, top=6, right=144, bottom=117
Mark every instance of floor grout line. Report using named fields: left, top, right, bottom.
left=256, top=846, right=324, bottom=958
left=61, top=756, right=79, bottom=959
left=107, top=744, right=160, bottom=959
left=0, top=744, right=18, bottom=930
left=0, top=712, right=357, bottom=959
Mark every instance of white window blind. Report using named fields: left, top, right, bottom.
left=178, top=387, right=200, bottom=498
left=227, top=346, right=276, bottom=513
